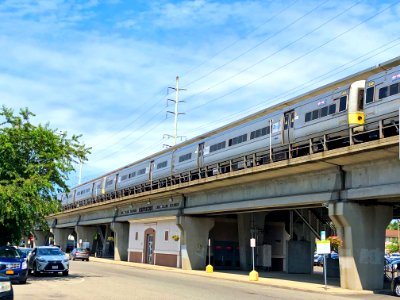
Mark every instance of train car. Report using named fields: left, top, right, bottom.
left=363, top=65, right=400, bottom=136
left=172, top=143, right=198, bottom=179
left=75, top=182, right=94, bottom=205
left=61, top=59, right=400, bottom=211
left=293, top=80, right=365, bottom=151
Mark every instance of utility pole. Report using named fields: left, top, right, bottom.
left=165, top=76, right=186, bottom=146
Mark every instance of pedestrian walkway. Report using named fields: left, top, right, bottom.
left=89, top=257, right=384, bottom=296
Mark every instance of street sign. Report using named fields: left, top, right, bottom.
left=250, top=238, right=256, bottom=248
left=320, top=231, right=326, bottom=241
left=316, top=240, right=331, bottom=254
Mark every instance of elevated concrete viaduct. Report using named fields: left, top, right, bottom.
left=46, top=136, right=400, bottom=291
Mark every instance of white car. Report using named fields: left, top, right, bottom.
left=28, top=246, right=69, bottom=276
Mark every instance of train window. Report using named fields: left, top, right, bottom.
left=179, top=153, right=192, bottom=162
left=311, top=109, right=319, bottom=120
left=379, top=86, right=388, bottom=99
left=320, top=106, right=328, bottom=117
left=339, top=96, right=347, bottom=112
left=228, top=134, right=247, bottom=146
left=121, top=175, right=128, bottom=181
left=305, top=112, right=311, bottom=122
left=106, top=179, right=114, bottom=187
left=329, top=104, right=336, bottom=115
left=137, top=168, right=146, bottom=175
left=129, top=172, right=136, bottom=178
left=390, top=83, right=399, bottom=96
left=250, top=127, right=269, bottom=140
left=157, top=161, right=167, bottom=169
left=210, top=141, right=226, bottom=152
left=366, top=86, right=374, bottom=103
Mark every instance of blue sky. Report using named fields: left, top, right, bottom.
left=0, top=0, right=399, bottom=187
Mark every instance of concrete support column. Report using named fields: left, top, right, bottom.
left=329, top=202, right=392, bottom=290
left=177, top=216, right=215, bottom=270
left=33, top=230, right=48, bottom=247
left=237, top=213, right=251, bottom=270
left=50, top=228, right=71, bottom=252
left=75, top=226, right=98, bottom=249
left=110, top=222, right=129, bottom=261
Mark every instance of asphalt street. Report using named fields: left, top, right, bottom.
left=12, top=260, right=395, bottom=300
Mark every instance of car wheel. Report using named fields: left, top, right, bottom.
left=19, top=279, right=27, bottom=284
left=72, top=257, right=76, bottom=261
left=62, top=270, right=69, bottom=276
left=86, top=258, right=89, bottom=262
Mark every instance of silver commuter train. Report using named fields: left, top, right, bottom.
left=60, top=61, right=400, bottom=209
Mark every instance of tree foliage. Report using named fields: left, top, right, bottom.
left=0, top=106, right=90, bottom=245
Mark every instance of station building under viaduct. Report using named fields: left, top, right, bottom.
left=35, top=136, right=400, bottom=292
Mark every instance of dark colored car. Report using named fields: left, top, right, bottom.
left=28, top=246, right=69, bottom=276
left=69, top=248, right=90, bottom=261
left=0, top=246, right=28, bottom=284
left=392, top=276, right=400, bottom=296
left=313, top=253, right=324, bottom=266
left=0, top=274, right=13, bottom=300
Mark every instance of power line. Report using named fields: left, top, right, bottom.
left=185, top=0, right=398, bottom=115
left=181, top=0, right=300, bottom=77
left=184, top=0, right=361, bottom=106
left=186, top=37, right=400, bottom=137
left=184, top=0, right=330, bottom=87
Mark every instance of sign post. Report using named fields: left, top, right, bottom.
left=206, top=238, right=213, bottom=273
left=249, top=238, right=258, bottom=281
left=316, top=238, right=331, bottom=290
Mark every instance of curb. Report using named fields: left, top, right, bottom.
left=88, top=257, right=374, bottom=296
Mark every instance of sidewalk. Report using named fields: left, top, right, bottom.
left=89, top=257, right=379, bottom=296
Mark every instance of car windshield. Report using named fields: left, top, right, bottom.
left=38, top=248, right=63, bottom=256
left=0, top=248, right=21, bottom=258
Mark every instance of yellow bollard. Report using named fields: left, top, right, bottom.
left=249, top=270, right=259, bottom=281
left=206, top=264, right=214, bottom=273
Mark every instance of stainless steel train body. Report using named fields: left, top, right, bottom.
left=60, top=63, right=399, bottom=209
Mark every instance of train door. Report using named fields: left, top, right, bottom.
left=197, top=142, right=205, bottom=168
left=283, top=110, right=295, bottom=144
left=149, top=160, right=155, bottom=181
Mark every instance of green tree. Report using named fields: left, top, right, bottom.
left=0, top=106, right=90, bottom=245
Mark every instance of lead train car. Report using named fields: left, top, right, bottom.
left=61, top=63, right=400, bottom=209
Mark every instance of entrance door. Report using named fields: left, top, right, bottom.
left=145, top=234, right=154, bottom=264
left=197, top=142, right=205, bottom=168
left=283, top=110, right=295, bottom=144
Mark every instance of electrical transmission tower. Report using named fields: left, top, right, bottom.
left=164, top=76, right=186, bottom=147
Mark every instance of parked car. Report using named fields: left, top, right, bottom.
left=392, top=276, right=400, bottom=296
left=17, top=248, right=32, bottom=260
left=0, top=274, right=13, bottom=300
left=0, top=246, right=28, bottom=284
left=69, top=248, right=90, bottom=261
left=385, top=258, right=400, bottom=281
left=28, top=246, right=69, bottom=276
left=313, top=253, right=324, bottom=266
